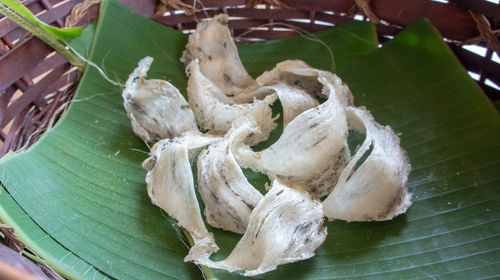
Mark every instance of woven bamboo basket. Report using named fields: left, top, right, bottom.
left=0, top=0, right=499, bottom=278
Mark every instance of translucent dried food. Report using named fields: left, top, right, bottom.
left=181, top=18, right=319, bottom=127
left=122, top=57, right=198, bottom=143
left=257, top=60, right=325, bottom=98
left=197, top=122, right=263, bottom=234
left=198, top=180, right=327, bottom=276
left=235, top=72, right=351, bottom=199
left=258, top=59, right=355, bottom=105
left=186, top=59, right=278, bottom=145
left=260, top=83, right=319, bottom=127
left=143, top=134, right=221, bottom=261
left=322, top=106, right=412, bottom=221
left=181, top=14, right=259, bottom=102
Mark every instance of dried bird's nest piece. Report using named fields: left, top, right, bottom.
left=122, top=13, right=412, bottom=277
left=186, top=59, right=278, bottom=145
left=182, top=16, right=322, bottom=132
left=235, top=70, right=351, bottom=199
left=322, top=106, right=412, bottom=221
left=258, top=82, right=319, bottom=127
left=257, top=60, right=327, bottom=98
left=181, top=14, right=260, bottom=103
left=198, top=180, right=327, bottom=276
left=197, top=122, right=263, bottom=234
left=122, top=57, right=198, bottom=144
left=143, top=133, right=221, bottom=261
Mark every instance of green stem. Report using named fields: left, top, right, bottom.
left=0, top=3, right=85, bottom=71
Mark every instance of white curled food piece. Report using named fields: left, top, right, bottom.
left=257, top=60, right=313, bottom=84
left=122, top=57, right=198, bottom=143
left=322, top=106, right=412, bottom=222
left=198, top=180, right=327, bottom=276
left=257, top=60, right=325, bottom=98
left=295, top=68, right=354, bottom=106
left=235, top=74, right=351, bottom=199
left=257, top=59, right=354, bottom=104
left=197, top=122, right=263, bottom=234
left=181, top=14, right=259, bottom=102
left=186, top=59, right=278, bottom=145
left=143, top=134, right=221, bottom=262
left=260, top=83, right=319, bottom=127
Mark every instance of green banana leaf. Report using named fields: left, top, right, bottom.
left=0, top=0, right=83, bottom=42
left=1, top=0, right=500, bottom=279
left=0, top=22, right=111, bottom=280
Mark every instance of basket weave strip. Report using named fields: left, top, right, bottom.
left=353, top=0, right=380, bottom=24
left=152, top=0, right=479, bottom=42
left=65, top=0, right=101, bottom=28
left=454, top=0, right=500, bottom=21
left=469, top=11, right=500, bottom=56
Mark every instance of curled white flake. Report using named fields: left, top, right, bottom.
left=186, top=59, right=278, bottom=145
left=235, top=72, right=351, bottom=199
left=143, top=133, right=221, bottom=261
left=181, top=14, right=260, bottom=102
left=257, top=60, right=325, bottom=98
left=260, top=83, right=319, bottom=127
left=322, top=107, right=412, bottom=221
left=197, top=122, right=264, bottom=234
left=122, top=57, right=198, bottom=143
left=257, top=59, right=354, bottom=104
left=198, top=180, right=327, bottom=276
